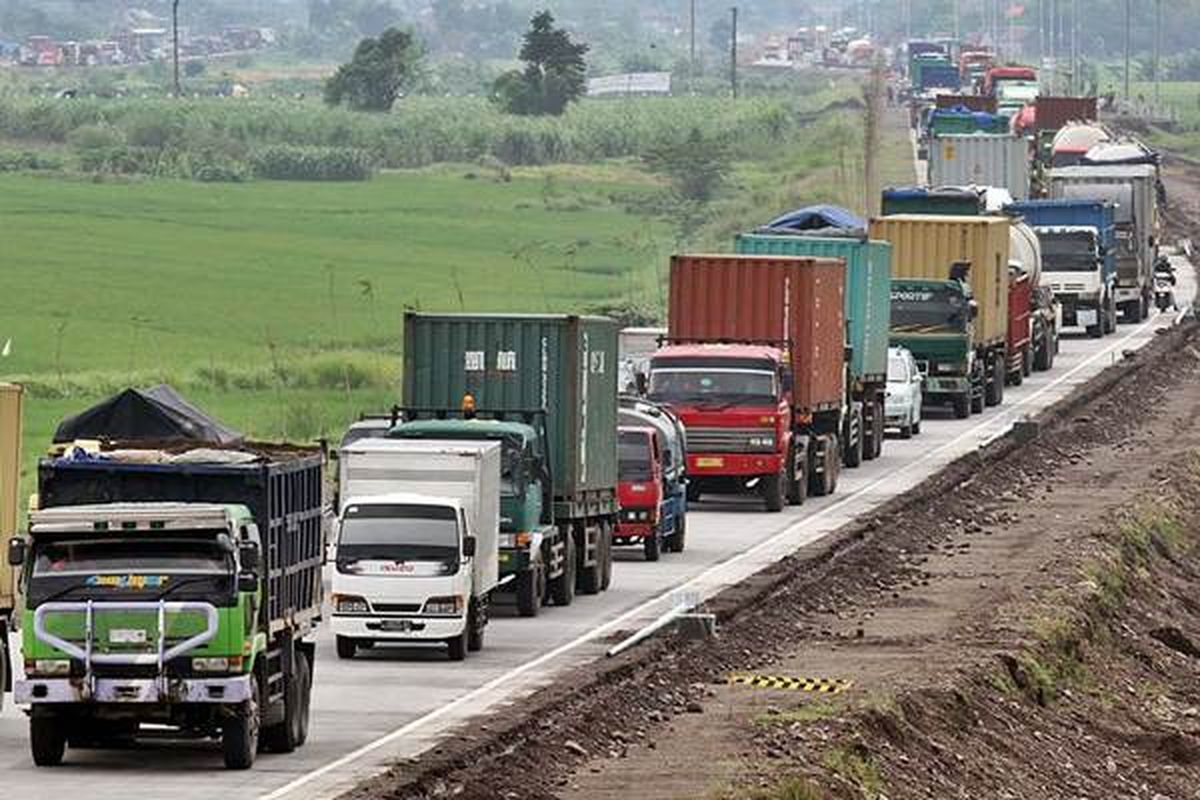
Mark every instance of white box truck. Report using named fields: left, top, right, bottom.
left=333, top=439, right=501, bottom=661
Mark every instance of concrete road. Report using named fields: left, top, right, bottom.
left=2, top=268, right=1193, bottom=800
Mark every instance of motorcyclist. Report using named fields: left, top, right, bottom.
left=1154, top=256, right=1177, bottom=311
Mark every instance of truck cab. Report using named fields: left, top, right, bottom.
left=616, top=427, right=666, bottom=561
left=889, top=278, right=980, bottom=419
left=11, top=502, right=270, bottom=768
left=647, top=344, right=794, bottom=508
left=333, top=492, right=484, bottom=661
left=1039, top=226, right=1114, bottom=335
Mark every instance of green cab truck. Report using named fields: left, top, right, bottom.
left=870, top=215, right=1011, bottom=419
left=734, top=231, right=893, bottom=464
left=9, top=445, right=324, bottom=769
left=394, top=313, right=618, bottom=617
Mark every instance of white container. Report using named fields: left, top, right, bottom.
left=929, top=134, right=1031, bottom=200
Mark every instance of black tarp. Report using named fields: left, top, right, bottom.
left=53, top=384, right=243, bottom=445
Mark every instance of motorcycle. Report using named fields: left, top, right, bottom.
left=1154, top=271, right=1177, bottom=313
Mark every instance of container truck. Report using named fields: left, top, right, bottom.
left=1, top=383, right=21, bottom=712
left=1006, top=199, right=1118, bottom=338
left=15, top=443, right=325, bottom=769
left=1049, top=165, right=1159, bottom=322
left=928, top=134, right=1031, bottom=200
left=647, top=255, right=846, bottom=511
left=616, top=396, right=687, bottom=560
left=395, top=313, right=617, bottom=617
left=870, top=215, right=1011, bottom=419
left=734, top=231, right=892, bottom=464
left=333, top=439, right=500, bottom=661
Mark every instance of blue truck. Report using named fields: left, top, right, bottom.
left=1005, top=199, right=1118, bottom=338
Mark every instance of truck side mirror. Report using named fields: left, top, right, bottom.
left=635, top=371, right=648, bottom=396
left=462, top=536, right=477, bottom=559
left=8, top=537, right=25, bottom=567
left=237, top=573, right=258, bottom=594
left=239, top=542, right=261, bottom=574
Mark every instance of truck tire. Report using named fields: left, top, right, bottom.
left=30, top=713, right=67, bottom=767
left=1022, top=346, right=1033, bottom=377
left=970, top=390, right=985, bottom=415
left=786, top=447, right=807, bottom=506
left=1034, top=338, right=1051, bottom=371
left=1086, top=319, right=1103, bottom=338
left=985, top=359, right=1004, bottom=407
left=843, top=406, right=864, bottom=468
left=668, top=512, right=687, bottom=553
left=763, top=469, right=786, bottom=512
left=467, top=600, right=485, bottom=652
left=222, top=677, right=260, bottom=770
left=548, top=534, right=575, bottom=607
left=515, top=566, right=541, bottom=617
left=953, top=394, right=970, bottom=419
left=863, top=401, right=884, bottom=461
left=261, top=649, right=312, bottom=753
left=824, top=438, right=840, bottom=495
left=643, top=530, right=661, bottom=561
left=900, top=420, right=913, bottom=439
left=578, top=523, right=605, bottom=594
left=686, top=481, right=701, bottom=503
left=1105, top=296, right=1118, bottom=333
left=335, top=636, right=357, bottom=660
left=600, top=521, right=614, bottom=589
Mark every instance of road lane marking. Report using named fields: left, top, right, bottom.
left=261, top=310, right=1172, bottom=800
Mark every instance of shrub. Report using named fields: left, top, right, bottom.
left=250, top=146, right=374, bottom=181
left=0, top=150, right=64, bottom=172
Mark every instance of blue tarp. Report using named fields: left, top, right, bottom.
left=929, top=105, right=1008, bottom=128
left=761, top=204, right=866, bottom=234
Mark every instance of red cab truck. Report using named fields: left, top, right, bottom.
left=647, top=255, right=846, bottom=512
left=616, top=426, right=667, bottom=561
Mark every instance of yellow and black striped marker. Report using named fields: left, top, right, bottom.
left=727, top=674, right=853, bottom=694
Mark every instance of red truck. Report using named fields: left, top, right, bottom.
left=647, top=255, right=846, bottom=512
left=1006, top=269, right=1033, bottom=386
left=616, top=426, right=667, bottom=560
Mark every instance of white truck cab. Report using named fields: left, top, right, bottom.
left=333, top=440, right=501, bottom=662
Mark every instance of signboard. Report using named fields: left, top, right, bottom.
left=587, top=72, right=672, bottom=97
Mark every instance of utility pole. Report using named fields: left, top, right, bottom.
left=1155, top=0, right=1162, bottom=104
left=1124, top=0, right=1131, bottom=100
left=172, top=0, right=181, bottom=97
left=953, top=0, right=960, bottom=41
left=689, top=0, right=696, bottom=96
left=730, top=6, right=738, bottom=100
left=1070, top=0, right=1078, bottom=96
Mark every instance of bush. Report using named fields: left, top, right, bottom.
left=250, top=146, right=375, bottom=181
left=68, top=123, right=125, bottom=151
left=0, top=150, right=64, bottom=172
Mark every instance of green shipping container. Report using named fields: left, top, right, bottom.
left=403, top=313, right=618, bottom=503
left=735, top=234, right=892, bottom=386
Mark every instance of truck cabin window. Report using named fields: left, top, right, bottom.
left=647, top=360, right=778, bottom=407
left=339, top=503, right=460, bottom=566
left=28, top=538, right=231, bottom=604
left=891, top=286, right=970, bottom=334
left=618, top=431, right=654, bottom=482
left=1040, top=231, right=1099, bottom=271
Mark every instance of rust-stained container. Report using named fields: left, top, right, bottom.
left=668, top=254, right=846, bottom=415
left=868, top=215, right=1011, bottom=348
left=1035, top=96, right=1098, bottom=132
left=1, top=383, right=22, bottom=617
left=935, top=94, right=998, bottom=113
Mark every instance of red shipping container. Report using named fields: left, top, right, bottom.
left=668, top=254, right=846, bottom=416
left=1035, top=96, right=1098, bottom=132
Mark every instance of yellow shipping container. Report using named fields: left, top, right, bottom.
left=1, top=382, right=21, bottom=615
left=868, top=215, right=1011, bottom=348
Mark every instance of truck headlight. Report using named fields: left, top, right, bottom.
left=193, top=656, right=243, bottom=673
left=29, top=659, right=70, bottom=676
left=334, top=594, right=370, bottom=614
left=747, top=435, right=776, bottom=450
left=424, top=596, right=464, bottom=616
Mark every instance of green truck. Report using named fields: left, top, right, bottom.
left=394, top=313, right=618, bottom=617
left=10, top=446, right=324, bottom=769
left=734, top=232, right=893, bottom=465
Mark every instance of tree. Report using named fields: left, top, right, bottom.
left=324, top=27, right=421, bottom=111
left=493, top=10, right=588, bottom=116
left=643, top=127, right=731, bottom=206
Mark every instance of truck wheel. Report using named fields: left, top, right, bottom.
left=1105, top=297, right=1118, bottom=333
left=261, top=649, right=311, bottom=753
left=222, top=677, right=260, bottom=770
left=953, top=394, right=970, bottom=419
left=515, top=566, right=541, bottom=617
left=1022, top=347, right=1033, bottom=377
left=643, top=530, right=661, bottom=561
left=1034, top=339, right=1051, bottom=371
left=985, top=360, right=1004, bottom=407
left=843, top=407, right=864, bottom=468
left=970, top=391, right=985, bottom=415
left=578, top=523, right=604, bottom=594
left=30, top=713, right=67, bottom=767
left=899, top=421, right=913, bottom=439
left=686, top=481, right=701, bottom=503
left=762, top=469, right=786, bottom=512
left=548, top=535, right=576, bottom=607
left=467, top=600, right=485, bottom=652
left=1086, top=321, right=1102, bottom=338
left=668, top=513, right=687, bottom=553
left=600, top=521, right=614, bottom=589
left=824, top=438, right=840, bottom=495
left=786, top=449, right=807, bottom=506
left=446, top=627, right=469, bottom=662
left=913, top=416, right=922, bottom=436
left=335, top=636, right=357, bottom=660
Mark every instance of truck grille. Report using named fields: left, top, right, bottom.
left=1051, top=282, right=1088, bottom=293
left=685, top=427, right=769, bottom=453
left=372, top=602, right=422, bottom=614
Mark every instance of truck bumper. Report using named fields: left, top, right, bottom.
left=923, top=376, right=970, bottom=396
left=614, top=519, right=655, bottom=545
left=15, top=675, right=252, bottom=705
left=1114, top=285, right=1143, bottom=303
left=332, top=614, right=465, bottom=642
left=687, top=453, right=784, bottom=477
left=497, top=544, right=532, bottom=577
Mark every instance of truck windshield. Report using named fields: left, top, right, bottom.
left=618, top=432, right=653, bottom=481
left=28, top=538, right=231, bottom=604
left=647, top=364, right=777, bottom=407
left=339, top=503, right=459, bottom=563
left=1040, top=232, right=1097, bottom=271
left=891, top=286, right=971, bottom=334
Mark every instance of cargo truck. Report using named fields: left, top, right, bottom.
left=394, top=313, right=617, bottom=617
left=1049, top=165, right=1159, bottom=322
left=1006, top=199, right=1118, bottom=338
left=928, top=134, right=1031, bottom=200
left=1, top=383, right=21, bottom=712
left=616, top=396, right=687, bottom=560
left=647, top=255, right=846, bottom=511
left=734, top=231, right=892, bottom=464
left=870, top=215, right=1011, bottom=419
left=333, top=439, right=500, bottom=661
left=14, top=444, right=324, bottom=769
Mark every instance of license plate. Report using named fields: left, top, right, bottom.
left=1077, top=309, right=1098, bottom=327
left=696, top=457, right=724, bottom=468
left=109, top=629, right=147, bottom=645
left=379, top=620, right=414, bottom=633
